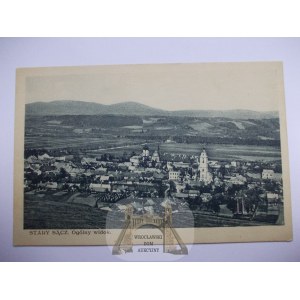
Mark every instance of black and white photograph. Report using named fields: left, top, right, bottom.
left=13, top=62, right=292, bottom=245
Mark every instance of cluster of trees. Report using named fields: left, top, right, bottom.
left=58, top=115, right=143, bottom=128
left=174, top=136, right=280, bottom=147
left=123, top=134, right=280, bottom=146
left=183, top=181, right=265, bottom=215
left=24, top=148, right=73, bottom=159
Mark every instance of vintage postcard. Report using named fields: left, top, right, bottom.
left=14, top=62, right=292, bottom=249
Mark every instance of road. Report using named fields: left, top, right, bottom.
left=90, top=142, right=153, bottom=152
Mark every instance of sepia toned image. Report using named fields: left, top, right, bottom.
left=13, top=62, right=292, bottom=246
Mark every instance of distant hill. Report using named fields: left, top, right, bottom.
left=26, top=100, right=278, bottom=119
left=171, top=109, right=278, bottom=119
left=26, top=100, right=165, bottom=116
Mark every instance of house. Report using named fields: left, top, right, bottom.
left=209, top=161, right=221, bottom=169
left=128, top=165, right=136, bottom=171
left=130, top=156, right=140, bottom=166
left=229, top=174, right=247, bottom=185
left=46, top=182, right=58, bottom=190
left=27, top=155, right=38, bottom=163
left=262, top=169, right=282, bottom=181
left=89, top=183, right=111, bottom=192
left=262, top=169, right=275, bottom=179
left=246, top=172, right=261, bottom=180
left=173, top=162, right=190, bottom=169
left=188, top=190, right=200, bottom=198
left=166, top=162, right=174, bottom=171
left=267, top=193, right=279, bottom=205
left=100, top=175, right=110, bottom=182
left=145, top=199, right=155, bottom=206
left=55, top=156, right=66, bottom=162
left=153, top=173, right=166, bottom=181
left=38, top=153, right=52, bottom=160
left=169, top=171, right=180, bottom=181
left=81, top=157, right=97, bottom=165
left=95, top=167, right=108, bottom=174
left=231, top=161, right=237, bottom=167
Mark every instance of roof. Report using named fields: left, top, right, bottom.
left=153, top=173, right=165, bottom=179
left=262, top=169, right=274, bottom=174
left=247, top=172, right=261, bottom=179
left=161, top=199, right=175, bottom=206
left=201, top=193, right=212, bottom=197
left=145, top=199, right=155, bottom=206
left=188, top=190, right=200, bottom=194
left=267, top=193, right=279, bottom=199
left=132, top=202, right=143, bottom=209
left=174, top=193, right=189, bottom=198
left=46, top=182, right=58, bottom=188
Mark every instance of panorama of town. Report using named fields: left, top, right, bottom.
left=24, top=142, right=284, bottom=229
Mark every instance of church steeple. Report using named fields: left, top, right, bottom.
left=152, top=144, right=160, bottom=162
left=198, top=148, right=211, bottom=184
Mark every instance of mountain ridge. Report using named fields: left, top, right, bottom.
left=26, top=100, right=278, bottom=119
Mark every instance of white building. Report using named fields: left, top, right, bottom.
left=89, top=183, right=111, bottom=192
left=100, top=175, right=110, bottom=182
left=56, top=156, right=66, bottom=162
left=130, top=156, right=140, bottom=166
left=166, top=162, right=173, bottom=171
left=198, top=149, right=212, bottom=184
left=142, top=145, right=150, bottom=158
left=152, top=150, right=160, bottom=162
left=46, top=182, right=58, bottom=190
left=231, top=161, right=237, bottom=167
left=169, top=171, right=180, bottom=181
left=262, top=169, right=275, bottom=179
left=38, top=153, right=52, bottom=160
left=128, top=165, right=136, bottom=171
left=81, top=157, right=97, bottom=165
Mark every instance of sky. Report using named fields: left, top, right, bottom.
left=25, top=62, right=282, bottom=111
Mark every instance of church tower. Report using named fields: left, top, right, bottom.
left=142, top=145, right=150, bottom=160
left=198, top=149, right=211, bottom=183
left=152, top=144, right=160, bottom=162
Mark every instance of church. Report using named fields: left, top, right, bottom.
left=140, top=144, right=160, bottom=163
left=198, top=149, right=212, bottom=184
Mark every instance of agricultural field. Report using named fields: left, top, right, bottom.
left=24, top=114, right=282, bottom=162
left=160, top=143, right=281, bottom=162
left=24, top=192, right=109, bottom=229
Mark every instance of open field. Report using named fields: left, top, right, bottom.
left=24, top=192, right=108, bottom=229
left=24, top=192, right=276, bottom=229
left=25, top=114, right=281, bottom=149
left=160, top=143, right=281, bottom=161
left=85, top=142, right=281, bottom=162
